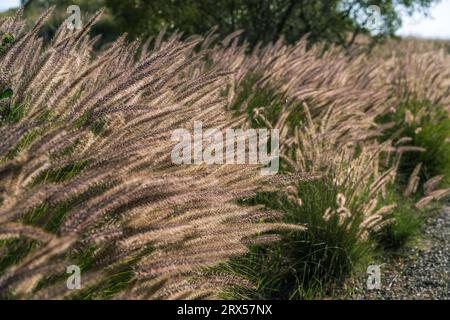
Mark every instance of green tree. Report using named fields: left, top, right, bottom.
left=17, top=0, right=117, bottom=47
left=104, top=0, right=437, bottom=47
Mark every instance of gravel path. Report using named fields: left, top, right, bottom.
left=342, top=206, right=449, bottom=300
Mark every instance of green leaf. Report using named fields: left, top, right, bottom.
left=0, top=88, right=13, bottom=100
left=2, top=33, right=14, bottom=45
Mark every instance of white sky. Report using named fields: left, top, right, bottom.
left=397, top=0, right=450, bottom=39
left=0, top=0, right=20, bottom=12
left=1, top=0, right=450, bottom=39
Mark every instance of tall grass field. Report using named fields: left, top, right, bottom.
left=0, top=5, right=449, bottom=300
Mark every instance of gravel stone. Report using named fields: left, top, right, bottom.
left=340, top=206, right=449, bottom=300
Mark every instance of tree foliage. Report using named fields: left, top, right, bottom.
left=105, top=0, right=437, bottom=47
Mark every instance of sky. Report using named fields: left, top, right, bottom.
left=397, top=0, right=450, bottom=39
left=1, top=0, right=450, bottom=39
left=0, top=0, right=20, bottom=13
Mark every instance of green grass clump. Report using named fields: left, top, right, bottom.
left=70, top=246, right=154, bottom=300
left=0, top=239, right=40, bottom=277
left=221, top=176, right=373, bottom=299
left=73, top=261, right=136, bottom=300
left=372, top=186, right=424, bottom=250
left=31, top=160, right=91, bottom=186
left=23, top=182, right=111, bottom=233
left=0, top=87, right=28, bottom=125
left=0, top=32, right=14, bottom=53
left=378, top=99, right=450, bottom=190
left=229, top=73, right=305, bottom=129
